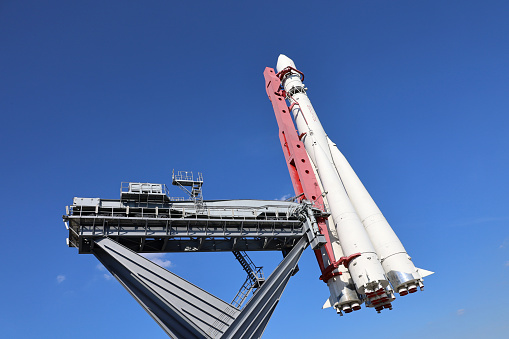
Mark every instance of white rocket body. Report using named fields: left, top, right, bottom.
left=277, top=55, right=388, bottom=296
left=276, top=54, right=431, bottom=301
left=326, top=137, right=422, bottom=294
left=309, top=158, right=361, bottom=314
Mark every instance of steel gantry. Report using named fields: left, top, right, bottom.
left=64, top=176, right=326, bottom=339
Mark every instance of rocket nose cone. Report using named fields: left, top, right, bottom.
left=276, top=54, right=296, bottom=73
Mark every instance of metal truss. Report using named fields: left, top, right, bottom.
left=65, top=186, right=327, bottom=338
left=65, top=199, right=326, bottom=254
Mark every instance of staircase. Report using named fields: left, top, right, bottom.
left=231, top=251, right=265, bottom=308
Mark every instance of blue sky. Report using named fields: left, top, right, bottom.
left=1, top=1, right=509, bottom=338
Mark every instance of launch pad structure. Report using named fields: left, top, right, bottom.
left=65, top=171, right=327, bottom=339
left=65, top=57, right=432, bottom=339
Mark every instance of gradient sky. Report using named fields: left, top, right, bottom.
left=1, top=1, right=509, bottom=338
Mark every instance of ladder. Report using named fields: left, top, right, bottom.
left=231, top=251, right=265, bottom=308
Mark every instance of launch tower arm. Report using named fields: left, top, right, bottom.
left=263, top=67, right=335, bottom=275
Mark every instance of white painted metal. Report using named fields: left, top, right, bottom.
left=277, top=56, right=332, bottom=166
left=326, top=137, right=424, bottom=292
left=309, top=154, right=361, bottom=314
left=312, top=138, right=388, bottom=294
left=277, top=54, right=389, bottom=295
left=276, top=54, right=432, bottom=296
left=416, top=267, right=434, bottom=278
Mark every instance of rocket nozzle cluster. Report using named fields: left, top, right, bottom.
left=398, top=282, right=421, bottom=296
left=365, top=287, right=395, bottom=313
left=338, top=302, right=361, bottom=315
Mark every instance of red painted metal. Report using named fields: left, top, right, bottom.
left=264, top=67, right=336, bottom=277
left=341, top=252, right=362, bottom=269
left=319, top=252, right=361, bottom=282
left=276, top=66, right=305, bottom=82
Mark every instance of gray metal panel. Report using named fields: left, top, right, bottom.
left=73, top=197, right=100, bottom=206
left=93, top=238, right=240, bottom=339
left=246, top=305, right=276, bottom=339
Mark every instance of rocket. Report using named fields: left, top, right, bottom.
left=274, top=54, right=433, bottom=314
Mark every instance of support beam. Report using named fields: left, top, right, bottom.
left=92, top=236, right=308, bottom=339
left=220, top=236, right=308, bottom=339
left=93, top=238, right=240, bottom=339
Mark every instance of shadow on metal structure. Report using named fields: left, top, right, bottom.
left=93, top=236, right=308, bottom=339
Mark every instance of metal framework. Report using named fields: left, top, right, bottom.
left=66, top=198, right=320, bottom=254
left=65, top=178, right=326, bottom=339
left=64, top=70, right=338, bottom=339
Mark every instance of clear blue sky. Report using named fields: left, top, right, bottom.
left=1, top=1, right=508, bottom=338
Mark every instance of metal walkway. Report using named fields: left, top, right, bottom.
left=65, top=198, right=318, bottom=254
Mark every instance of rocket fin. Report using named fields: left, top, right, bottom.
left=322, top=298, right=332, bottom=309
left=416, top=268, right=434, bottom=278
